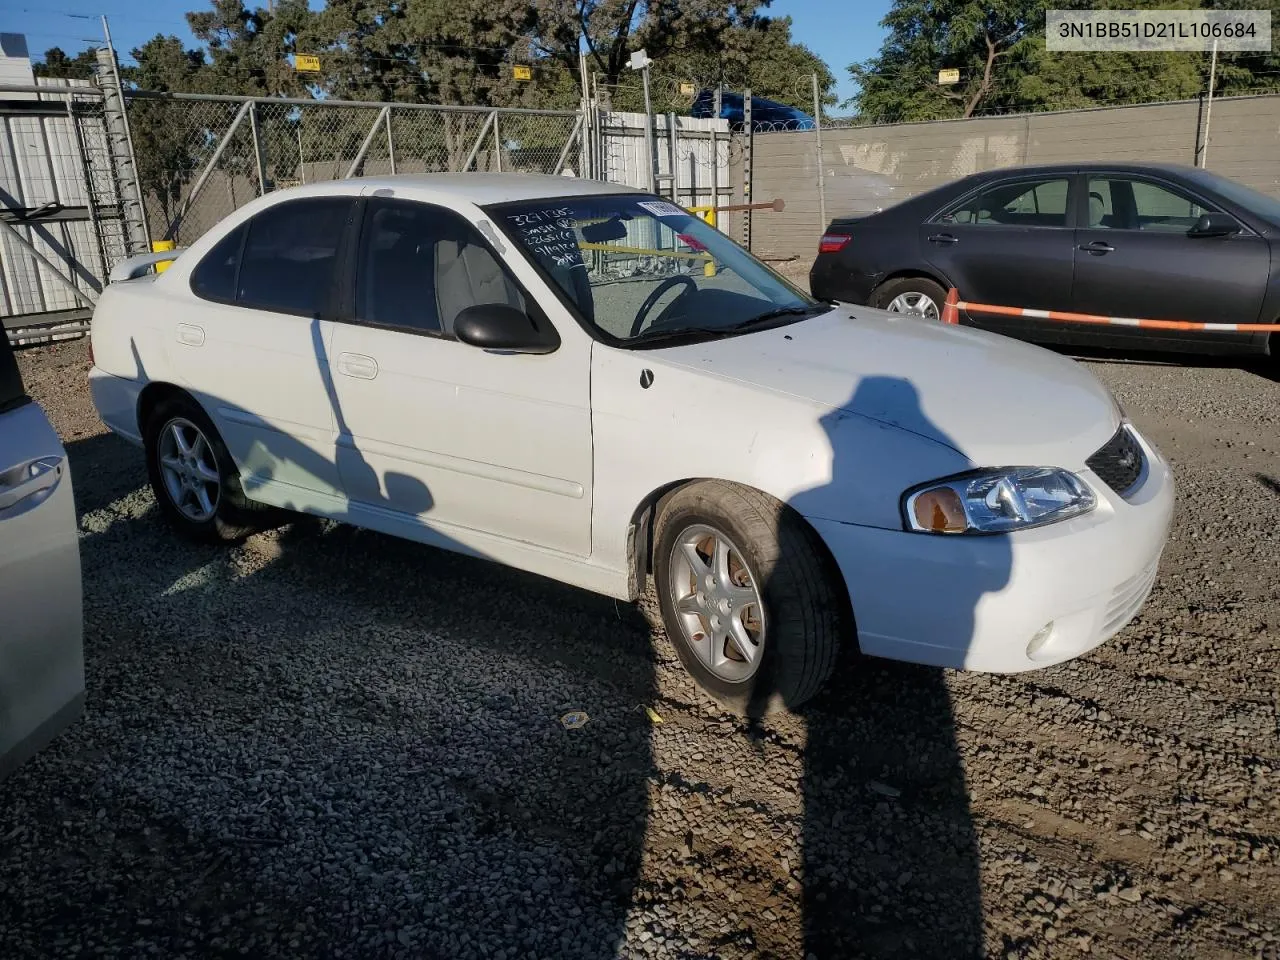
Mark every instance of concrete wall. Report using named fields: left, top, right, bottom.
left=747, top=93, right=1280, bottom=260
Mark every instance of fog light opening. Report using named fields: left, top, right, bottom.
left=1026, top=622, right=1055, bottom=659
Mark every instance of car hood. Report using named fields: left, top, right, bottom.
left=651, top=305, right=1120, bottom=467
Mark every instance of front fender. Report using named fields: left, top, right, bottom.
left=589, top=345, right=969, bottom=571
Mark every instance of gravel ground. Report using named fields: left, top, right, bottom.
left=2, top=335, right=1277, bottom=960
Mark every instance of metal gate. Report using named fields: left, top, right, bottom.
left=125, top=93, right=588, bottom=248
left=0, top=78, right=148, bottom=344
left=2, top=79, right=735, bottom=346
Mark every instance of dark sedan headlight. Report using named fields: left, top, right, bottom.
left=904, top=467, right=1096, bottom=534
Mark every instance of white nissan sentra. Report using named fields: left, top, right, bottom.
left=88, top=174, right=1174, bottom=714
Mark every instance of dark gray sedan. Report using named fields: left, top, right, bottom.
left=810, top=162, right=1280, bottom=361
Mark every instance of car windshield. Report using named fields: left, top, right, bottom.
left=1191, top=169, right=1280, bottom=225
left=488, top=194, right=822, bottom=345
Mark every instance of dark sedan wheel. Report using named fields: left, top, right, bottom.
left=872, top=276, right=947, bottom=321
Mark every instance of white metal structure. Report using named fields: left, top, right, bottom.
left=86, top=174, right=1174, bottom=713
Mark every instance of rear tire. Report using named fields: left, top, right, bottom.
left=652, top=480, right=848, bottom=716
left=144, top=395, right=271, bottom=543
left=872, top=276, right=947, bottom=321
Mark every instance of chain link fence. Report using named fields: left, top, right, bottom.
left=125, top=92, right=586, bottom=247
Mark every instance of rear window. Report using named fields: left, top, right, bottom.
left=0, top=329, right=29, bottom=415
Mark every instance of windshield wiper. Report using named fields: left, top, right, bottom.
left=627, top=325, right=727, bottom=346
left=729, top=304, right=826, bottom=330
left=626, top=305, right=826, bottom=347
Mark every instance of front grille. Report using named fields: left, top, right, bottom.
left=1087, top=425, right=1144, bottom=497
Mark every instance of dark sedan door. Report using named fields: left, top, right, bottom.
left=919, top=173, right=1078, bottom=337
left=1071, top=174, right=1269, bottom=352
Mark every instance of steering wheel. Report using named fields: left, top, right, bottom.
left=630, top=275, right=698, bottom=338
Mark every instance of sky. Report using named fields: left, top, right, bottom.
left=9, top=0, right=892, bottom=107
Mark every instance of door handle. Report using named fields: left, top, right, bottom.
left=176, top=323, right=205, bottom=346
left=0, top=457, right=63, bottom=514
left=927, top=233, right=958, bottom=244
left=1079, top=241, right=1115, bottom=254
left=337, top=352, right=379, bottom=380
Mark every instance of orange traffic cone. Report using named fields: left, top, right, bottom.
left=941, top=287, right=960, bottom=325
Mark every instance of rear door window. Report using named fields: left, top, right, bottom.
left=236, top=197, right=354, bottom=318
left=190, top=221, right=247, bottom=302
left=939, top=178, right=1071, bottom=228
left=0, top=329, right=28, bottom=415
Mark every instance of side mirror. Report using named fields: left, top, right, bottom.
left=1188, top=212, right=1241, bottom=238
left=453, top=303, right=560, bottom=354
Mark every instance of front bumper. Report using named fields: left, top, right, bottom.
left=811, top=425, right=1175, bottom=673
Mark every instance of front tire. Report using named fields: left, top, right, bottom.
left=652, top=481, right=848, bottom=716
left=872, top=276, right=947, bottom=321
left=144, top=396, right=268, bottom=543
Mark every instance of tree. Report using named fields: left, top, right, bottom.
left=849, top=0, right=1046, bottom=122
left=187, top=0, right=315, bottom=97
left=847, top=0, right=1280, bottom=122
left=33, top=47, right=101, bottom=81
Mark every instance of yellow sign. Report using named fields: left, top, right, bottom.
left=151, top=239, right=175, bottom=273
left=937, top=68, right=960, bottom=85
left=679, top=82, right=696, bottom=97
left=295, top=54, right=321, bottom=73
left=513, top=64, right=532, bottom=81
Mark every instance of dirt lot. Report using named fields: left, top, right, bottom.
left=2, top=335, right=1277, bottom=960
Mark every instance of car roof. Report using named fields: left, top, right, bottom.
left=958, top=161, right=1203, bottom=182
left=261, top=173, right=646, bottom=206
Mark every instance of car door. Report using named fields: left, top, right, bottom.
left=0, top=331, right=83, bottom=781
left=327, top=196, right=592, bottom=557
left=919, top=173, right=1078, bottom=338
left=1071, top=174, right=1268, bottom=350
left=171, top=196, right=355, bottom=509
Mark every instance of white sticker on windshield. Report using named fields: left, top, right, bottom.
left=638, top=200, right=686, bottom=218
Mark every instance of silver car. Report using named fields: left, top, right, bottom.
left=0, top=330, right=84, bottom=781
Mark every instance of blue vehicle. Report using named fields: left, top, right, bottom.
left=690, top=89, right=815, bottom=130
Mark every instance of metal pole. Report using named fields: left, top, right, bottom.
left=710, top=126, right=720, bottom=229
left=742, top=88, right=753, bottom=251
left=1201, top=38, right=1218, bottom=169
left=249, top=101, right=267, bottom=194
left=98, top=16, right=151, bottom=251
left=297, top=122, right=305, bottom=184
left=460, top=112, right=495, bottom=171
left=163, top=99, right=252, bottom=241
left=385, top=108, right=396, bottom=175
left=812, top=71, right=827, bottom=231
left=492, top=111, right=502, bottom=172
left=666, top=111, right=679, bottom=201
left=345, top=104, right=391, bottom=178
left=578, top=51, right=592, bottom=179
left=642, top=64, right=656, bottom=192
left=552, top=114, right=584, bottom=175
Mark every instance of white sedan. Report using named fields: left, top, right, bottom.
left=88, top=174, right=1174, bottom=714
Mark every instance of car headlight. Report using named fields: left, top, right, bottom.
left=903, top=467, right=1096, bottom=534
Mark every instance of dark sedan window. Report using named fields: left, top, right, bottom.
left=940, top=178, right=1070, bottom=228
left=1086, top=177, right=1215, bottom=233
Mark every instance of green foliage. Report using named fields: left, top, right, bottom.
left=32, top=47, right=100, bottom=80
left=34, top=0, right=833, bottom=112
left=849, top=0, right=1280, bottom=122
